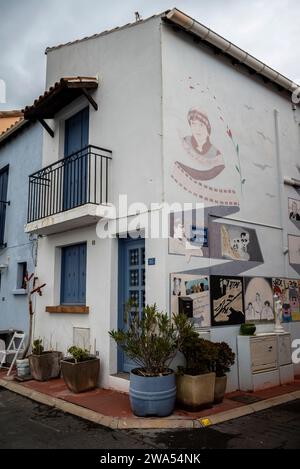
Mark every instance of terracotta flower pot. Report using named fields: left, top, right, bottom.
left=61, top=357, right=100, bottom=393
left=29, top=351, right=62, bottom=381
left=176, top=372, right=216, bottom=410
left=214, top=375, right=227, bottom=403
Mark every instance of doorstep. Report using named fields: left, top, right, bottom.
left=0, top=370, right=300, bottom=430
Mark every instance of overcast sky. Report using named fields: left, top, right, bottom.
left=0, top=0, right=299, bottom=110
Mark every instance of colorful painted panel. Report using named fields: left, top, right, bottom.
left=210, top=276, right=245, bottom=326
left=288, top=235, right=300, bottom=265
left=244, top=277, right=274, bottom=323
left=288, top=279, right=300, bottom=321
left=272, top=278, right=291, bottom=323
left=171, top=273, right=210, bottom=327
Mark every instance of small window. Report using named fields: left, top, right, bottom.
left=16, top=262, right=27, bottom=290
left=61, top=243, right=86, bottom=305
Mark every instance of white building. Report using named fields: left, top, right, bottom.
left=24, top=9, right=300, bottom=392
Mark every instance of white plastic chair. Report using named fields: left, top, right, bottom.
left=0, top=332, right=25, bottom=376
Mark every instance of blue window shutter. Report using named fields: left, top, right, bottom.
left=0, top=166, right=9, bottom=247
left=61, top=243, right=86, bottom=304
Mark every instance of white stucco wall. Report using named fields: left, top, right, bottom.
left=34, top=17, right=300, bottom=392
left=158, top=23, right=300, bottom=391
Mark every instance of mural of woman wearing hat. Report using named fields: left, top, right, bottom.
left=183, top=108, right=225, bottom=179
left=172, top=107, right=239, bottom=207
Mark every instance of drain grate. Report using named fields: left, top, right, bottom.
left=229, top=394, right=263, bottom=404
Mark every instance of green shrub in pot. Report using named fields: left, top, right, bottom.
left=177, top=331, right=217, bottom=410
left=61, top=346, right=100, bottom=393
left=28, top=338, right=62, bottom=381
left=213, top=342, right=235, bottom=403
left=109, top=304, right=193, bottom=417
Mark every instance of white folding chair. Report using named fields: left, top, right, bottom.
left=0, top=332, right=25, bottom=376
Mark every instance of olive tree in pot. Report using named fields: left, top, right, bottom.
left=29, top=339, right=62, bottom=381
left=177, top=332, right=217, bottom=410
left=61, top=346, right=100, bottom=393
left=109, top=304, right=192, bottom=417
left=213, top=342, right=235, bottom=403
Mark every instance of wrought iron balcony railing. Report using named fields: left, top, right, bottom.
left=27, top=145, right=112, bottom=223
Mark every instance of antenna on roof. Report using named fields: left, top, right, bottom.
left=135, top=11, right=141, bottom=22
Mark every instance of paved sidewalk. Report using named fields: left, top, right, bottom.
left=1, top=370, right=300, bottom=429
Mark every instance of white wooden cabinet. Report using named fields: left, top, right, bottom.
left=237, top=332, right=294, bottom=391
left=237, top=334, right=279, bottom=391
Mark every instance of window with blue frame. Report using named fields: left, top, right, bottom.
left=60, top=243, right=87, bottom=305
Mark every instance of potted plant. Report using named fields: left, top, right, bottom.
left=61, top=346, right=100, bottom=393
left=109, top=304, right=192, bottom=417
left=177, top=332, right=217, bottom=410
left=240, top=323, right=256, bottom=335
left=28, top=339, right=62, bottom=381
left=213, top=341, right=235, bottom=403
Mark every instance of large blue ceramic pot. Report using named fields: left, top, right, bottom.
left=129, top=368, right=176, bottom=417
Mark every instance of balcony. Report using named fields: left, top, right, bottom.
left=25, top=145, right=112, bottom=235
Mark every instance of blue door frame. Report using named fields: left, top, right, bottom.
left=63, top=107, right=89, bottom=210
left=118, top=237, right=145, bottom=372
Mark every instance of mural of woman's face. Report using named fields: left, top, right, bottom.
left=190, top=119, right=208, bottom=148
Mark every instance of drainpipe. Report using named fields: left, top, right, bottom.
left=164, top=8, right=298, bottom=94
left=274, top=109, right=288, bottom=277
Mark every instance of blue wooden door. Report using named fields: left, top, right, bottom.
left=64, top=107, right=89, bottom=210
left=118, top=237, right=145, bottom=372
left=0, top=166, right=9, bottom=247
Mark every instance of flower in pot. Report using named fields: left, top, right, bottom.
left=109, top=304, right=193, bottom=417
left=177, top=332, right=217, bottom=410
left=61, top=346, right=100, bottom=393
left=213, top=341, right=235, bottom=404
left=28, top=338, right=62, bottom=381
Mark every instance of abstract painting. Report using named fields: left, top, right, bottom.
left=171, top=273, right=211, bottom=327
left=210, top=275, right=245, bottom=326
left=244, top=277, right=274, bottom=323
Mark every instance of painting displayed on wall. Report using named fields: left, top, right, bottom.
left=171, top=107, right=240, bottom=208
left=288, top=198, right=300, bottom=228
left=272, top=278, right=292, bottom=322
left=287, top=279, right=300, bottom=322
left=209, top=221, right=263, bottom=262
left=244, top=277, right=274, bottom=323
left=169, top=210, right=208, bottom=258
left=171, top=273, right=211, bottom=327
left=210, top=275, right=245, bottom=326
left=288, top=235, right=300, bottom=265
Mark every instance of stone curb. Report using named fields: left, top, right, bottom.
left=0, top=378, right=298, bottom=430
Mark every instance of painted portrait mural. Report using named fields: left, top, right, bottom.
left=271, top=278, right=300, bottom=323
left=171, top=107, right=243, bottom=209
left=210, top=275, right=245, bottom=327
left=244, top=277, right=274, bottom=323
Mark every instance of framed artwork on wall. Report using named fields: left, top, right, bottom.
left=170, top=273, right=211, bottom=328
left=288, top=235, right=300, bottom=265
left=288, top=198, right=300, bottom=228
left=244, top=277, right=274, bottom=323
left=210, top=275, right=245, bottom=326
